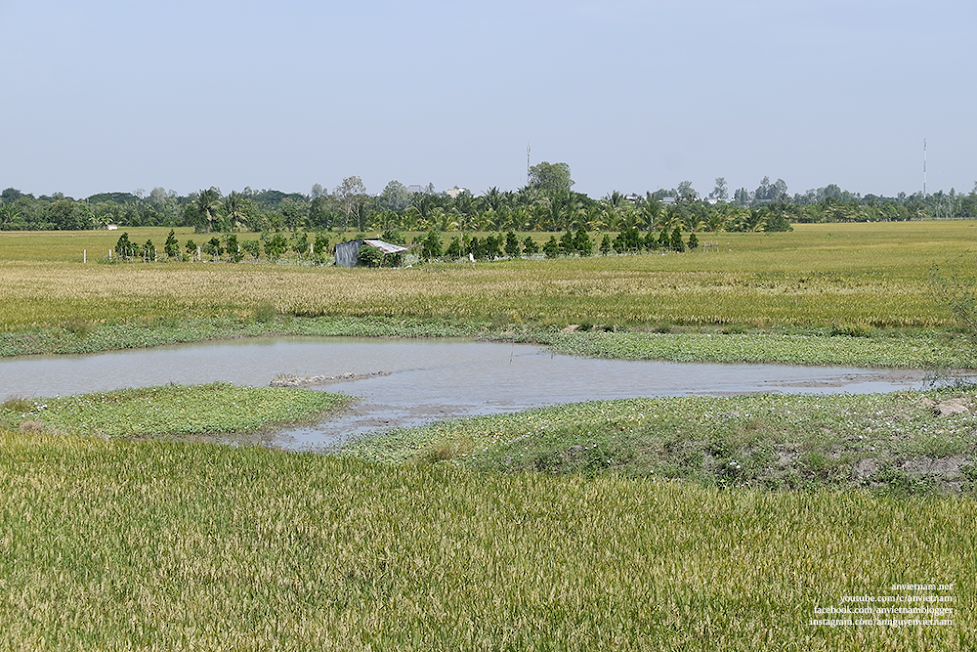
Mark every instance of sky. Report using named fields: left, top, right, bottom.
left=1, top=0, right=975, bottom=200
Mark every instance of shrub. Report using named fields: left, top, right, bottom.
left=543, top=236, right=560, bottom=259
left=241, top=239, right=260, bottom=260
left=671, top=227, right=685, bottom=252
left=573, top=227, right=593, bottom=256
left=445, top=237, right=462, bottom=258
left=504, top=231, right=521, bottom=257
left=264, top=233, right=288, bottom=260
left=644, top=230, right=659, bottom=251
left=163, top=230, right=180, bottom=259
left=114, top=232, right=136, bottom=259
left=312, top=233, right=330, bottom=263
left=357, top=244, right=383, bottom=267
left=224, top=234, right=243, bottom=262
left=559, top=231, right=575, bottom=256
left=482, top=234, right=502, bottom=260
left=522, top=236, right=539, bottom=255
left=202, top=237, right=223, bottom=261
left=421, top=231, right=443, bottom=260
left=290, top=232, right=309, bottom=258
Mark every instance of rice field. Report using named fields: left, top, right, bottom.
left=2, top=221, right=976, bottom=649
left=0, top=429, right=971, bottom=651
left=1, top=222, right=975, bottom=335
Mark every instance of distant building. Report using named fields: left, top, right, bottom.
left=444, top=187, right=469, bottom=199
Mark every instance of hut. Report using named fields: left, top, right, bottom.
left=334, top=239, right=410, bottom=267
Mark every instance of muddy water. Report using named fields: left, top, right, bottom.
left=0, top=337, right=943, bottom=450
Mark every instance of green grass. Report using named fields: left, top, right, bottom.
left=344, top=388, right=977, bottom=495
left=0, top=429, right=971, bottom=650
left=0, top=383, right=352, bottom=440
left=540, top=329, right=977, bottom=368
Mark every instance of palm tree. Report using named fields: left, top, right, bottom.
left=195, top=187, right=223, bottom=233
left=223, top=191, right=252, bottom=231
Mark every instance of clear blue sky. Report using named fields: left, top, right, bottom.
left=2, top=0, right=974, bottom=199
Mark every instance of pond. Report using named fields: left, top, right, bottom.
left=0, top=337, right=945, bottom=450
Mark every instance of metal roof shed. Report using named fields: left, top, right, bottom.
left=334, top=239, right=410, bottom=267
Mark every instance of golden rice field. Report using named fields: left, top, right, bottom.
left=0, top=430, right=971, bottom=651
left=1, top=222, right=975, bottom=333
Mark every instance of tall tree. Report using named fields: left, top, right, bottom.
left=335, top=176, right=367, bottom=231
left=190, top=187, right=223, bottom=232
left=711, top=177, right=728, bottom=201
left=380, top=180, right=410, bottom=211
left=528, top=161, right=574, bottom=198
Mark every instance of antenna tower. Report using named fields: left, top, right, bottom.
left=923, top=139, right=927, bottom=197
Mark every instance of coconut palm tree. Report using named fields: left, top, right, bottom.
left=195, top=187, right=223, bottom=233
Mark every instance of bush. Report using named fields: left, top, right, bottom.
left=670, top=227, right=685, bottom=252
left=504, top=231, right=521, bottom=257
left=357, top=244, right=383, bottom=267
left=613, top=228, right=641, bottom=254
left=573, top=227, right=592, bottom=256
left=114, top=232, right=136, bottom=259
left=202, top=237, right=223, bottom=261
left=163, top=230, right=180, bottom=259
left=312, top=233, right=330, bottom=263
left=421, top=231, right=443, bottom=260
left=264, top=233, right=288, bottom=260
left=445, top=237, right=462, bottom=258
left=482, top=234, right=502, bottom=260
left=559, top=231, right=575, bottom=256
left=241, top=239, right=260, bottom=260
left=290, top=232, right=309, bottom=258
left=380, top=229, right=406, bottom=245
left=522, top=236, right=539, bottom=255
left=644, top=230, right=659, bottom=251
left=543, top=236, right=560, bottom=259
left=224, top=234, right=243, bottom=262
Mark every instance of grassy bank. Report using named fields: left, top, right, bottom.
left=0, top=429, right=971, bottom=650
left=3, top=313, right=977, bottom=369
left=345, top=388, right=977, bottom=496
left=0, top=383, right=352, bottom=441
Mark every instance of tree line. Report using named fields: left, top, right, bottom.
left=3, top=164, right=976, bottom=234
left=109, top=223, right=704, bottom=267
